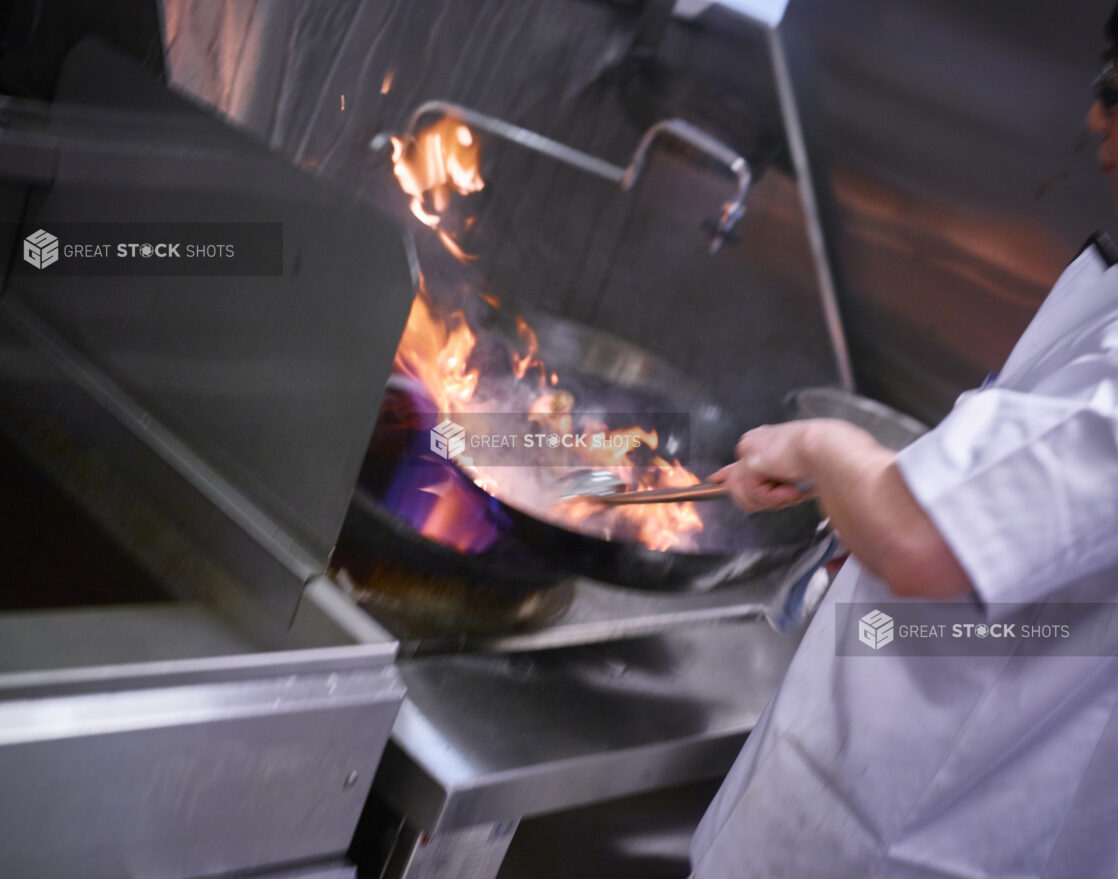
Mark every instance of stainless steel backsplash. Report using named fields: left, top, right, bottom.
left=780, top=0, right=1117, bottom=421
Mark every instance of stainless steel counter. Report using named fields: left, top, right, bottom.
left=468, top=573, right=788, bottom=653
left=367, top=618, right=798, bottom=877
left=390, top=543, right=829, bottom=658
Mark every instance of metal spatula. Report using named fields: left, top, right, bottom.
left=582, top=480, right=730, bottom=504
left=558, top=469, right=811, bottom=505
left=557, top=469, right=728, bottom=504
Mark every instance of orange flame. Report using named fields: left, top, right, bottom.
left=415, top=476, right=489, bottom=552
left=387, top=120, right=705, bottom=552
left=393, top=278, right=479, bottom=414
left=389, top=116, right=483, bottom=262
left=555, top=459, right=704, bottom=551
left=512, top=316, right=546, bottom=382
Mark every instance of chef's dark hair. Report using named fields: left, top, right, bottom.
left=1110, top=3, right=1118, bottom=45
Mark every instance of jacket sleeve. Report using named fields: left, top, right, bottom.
left=895, top=350, right=1118, bottom=606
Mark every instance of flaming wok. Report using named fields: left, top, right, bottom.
left=332, top=112, right=821, bottom=595
left=337, top=310, right=821, bottom=594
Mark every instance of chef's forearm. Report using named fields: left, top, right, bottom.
left=797, top=421, right=972, bottom=599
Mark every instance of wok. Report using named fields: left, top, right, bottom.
left=336, top=312, right=822, bottom=594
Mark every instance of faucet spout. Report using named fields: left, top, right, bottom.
left=623, top=119, right=752, bottom=253
left=372, top=103, right=752, bottom=254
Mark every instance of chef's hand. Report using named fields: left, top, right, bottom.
left=709, top=418, right=973, bottom=600
left=709, top=422, right=819, bottom=512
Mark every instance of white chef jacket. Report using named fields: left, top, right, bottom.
left=690, top=239, right=1118, bottom=879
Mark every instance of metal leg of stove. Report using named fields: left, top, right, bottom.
left=381, top=820, right=521, bottom=879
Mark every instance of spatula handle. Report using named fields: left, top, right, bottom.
left=591, top=482, right=730, bottom=505
left=590, top=479, right=814, bottom=505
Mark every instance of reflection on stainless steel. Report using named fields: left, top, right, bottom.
left=0, top=347, right=406, bottom=874
left=779, top=0, right=1115, bottom=421
left=372, top=100, right=753, bottom=252
left=0, top=665, right=402, bottom=878
left=2, top=52, right=418, bottom=620
left=0, top=41, right=408, bottom=878
left=375, top=621, right=801, bottom=835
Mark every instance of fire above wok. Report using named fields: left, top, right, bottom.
left=387, top=284, right=732, bottom=555
left=337, top=113, right=820, bottom=593
left=349, top=299, right=820, bottom=593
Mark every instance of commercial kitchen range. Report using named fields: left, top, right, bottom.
left=0, top=2, right=941, bottom=877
